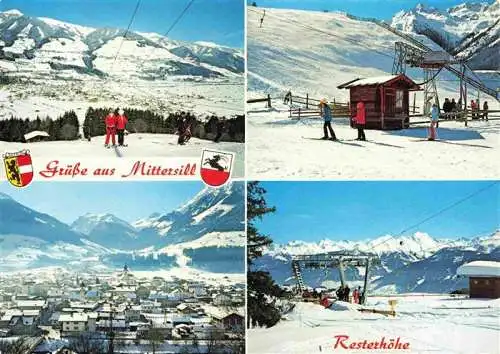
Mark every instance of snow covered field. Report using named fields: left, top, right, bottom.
left=247, top=104, right=499, bottom=179
left=248, top=296, right=500, bottom=354
left=0, top=133, right=244, bottom=177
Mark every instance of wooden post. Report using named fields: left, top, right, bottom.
left=267, top=94, right=271, bottom=108
left=290, top=94, right=293, bottom=106
left=361, top=258, right=371, bottom=305
left=412, top=93, right=416, bottom=114
left=298, top=107, right=301, bottom=120
left=306, top=93, right=309, bottom=109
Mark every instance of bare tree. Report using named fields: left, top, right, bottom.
left=145, top=327, right=164, bottom=354
left=0, top=337, right=32, bottom=354
left=68, top=333, right=108, bottom=354
left=206, top=328, right=225, bottom=354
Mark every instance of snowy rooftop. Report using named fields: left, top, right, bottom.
left=339, top=75, right=399, bottom=88
left=24, top=130, right=49, bottom=141
left=457, top=261, right=500, bottom=277
left=58, top=313, right=88, bottom=322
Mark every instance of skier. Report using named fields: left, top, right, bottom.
left=354, top=100, right=366, bottom=141
left=214, top=119, right=224, bottom=143
left=442, top=98, right=451, bottom=119
left=284, top=90, right=292, bottom=105
left=470, top=99, right=478, bottom=120
left=319, top=98, right=336, bottom=140
left=450, top=98, right=457, bottom=119
left=352, top=287, right=359, bottom=304
left=344, top=284, right=350, bottom=302
left=483, top=101, right=489, bottom=121
left=104, top=109, right=118, bottom=148
left=116, top=109, right=128, bottom=147
left=336, top=286, right=343, bottom=300
left=428, top=103, right=439, bottom=141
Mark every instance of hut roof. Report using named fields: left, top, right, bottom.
left=457, top=261, right=500, bottom=277
left=24, top=130, right=49, bottom=141
left=338, top=74, right=421, bottom=90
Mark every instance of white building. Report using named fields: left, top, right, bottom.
left=59, top=313, right=88, bottom=334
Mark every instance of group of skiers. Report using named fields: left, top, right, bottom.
left=104, top=108, right=128, bottom=148
left=319, top=285, right=364, bottom=308
left=441, top=97, right=489, bottom=121
left=319, top=99, right=366, bottom=141
left=470, top=99, right=489, bottom=120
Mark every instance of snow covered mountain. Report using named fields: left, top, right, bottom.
left=391, top=2, right=499, bottom=70
left=0, top=9, right=243, bottom=79
left=71, top=213, right=139, bottom=249
left=0, top=9, right=244, bottom=119
left=254, top=231, right=500, bottom=293
left=0, top=192, right=83, bottom=244
left=134, top=182, right=245, bottom=245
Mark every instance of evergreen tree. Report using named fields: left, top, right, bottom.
left=247, top=181, right=275, bottom=265
left=247, top=182, right=282, bottom=328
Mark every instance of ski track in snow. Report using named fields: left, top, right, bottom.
left=247, top=106, right=499, bottom=180
left=249, top=298, right=500, bottom=354
left=0, top=133, right=245, bottom=177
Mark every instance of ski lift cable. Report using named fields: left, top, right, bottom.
left=247, top=7, right=395, bottom=60
left=107, top=0, right=142, bottom=78
left=361, top=181, right=499, bottom=255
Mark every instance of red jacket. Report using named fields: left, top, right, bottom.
left=116, top=115, right=128, bottom=130
left=355, top=101, right=366, bottom=124
left=105, top=114, right=117, bottom=128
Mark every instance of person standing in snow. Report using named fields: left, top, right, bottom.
left=319, top=99, right=336, bottom=140
left=354, top=100, right=366, bottom=141
left=470, top=99, right=477, bottom=120
left=116, top=109, right=128, bottom=147
left=104, top=109, right=118, bottom=148
left=352, top=288, right=359, bottom=304
left=284, top=90, right=292, bottom=105
left=429, top=103, right=439, bottom=141
left=483, top=101, right=489, bottom=121
left=344, top=284, right=350, bottom=302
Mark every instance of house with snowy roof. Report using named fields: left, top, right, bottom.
left=338, top=74, right=421, bottom=130
left=457, top=261, right=500, bottom=298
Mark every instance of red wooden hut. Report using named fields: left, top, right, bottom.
left=338, top=74, right=421, bottom=130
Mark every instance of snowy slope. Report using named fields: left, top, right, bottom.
left=391, top=2, right=499, bottom=69
left=247, top=7, right=487, bottom=103
left=248, top=298, right=500, bottom=354
left=247, top=107, right=499, bottom=180
left=0, top=133, right=245, bottom=178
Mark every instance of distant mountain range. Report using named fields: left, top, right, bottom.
left=391, top=2, right=499, bottom=70
left=253, top=231, right=500, bottom=293
left=0, top=9, right=244, bottom=79
left=0, top=183, right=245, bottom=273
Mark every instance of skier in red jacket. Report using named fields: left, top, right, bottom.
left=354, top=101, right=366, bottom=141
left=116, top=109, right=128, bottom=147
left=104, top=109, right=118, bottom=148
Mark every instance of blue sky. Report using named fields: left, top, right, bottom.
left=255, top=181, right=499, bottom=243
left=0, top=182, right=205, bottom=223
left=1, top=0, right=244, bottom=48
left=249, top=0, right=496, bottom=20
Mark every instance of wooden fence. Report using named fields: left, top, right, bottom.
left=288, top=93, right=350, bottom=119
left=409, top=109, right=500, bottom=127
left=247, top=94, right=272, bottom=108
